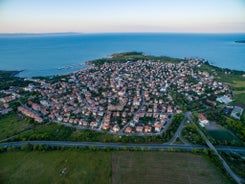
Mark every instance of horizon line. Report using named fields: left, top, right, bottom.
left=0, top=31, right=245, bottom=35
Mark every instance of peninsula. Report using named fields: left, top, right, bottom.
left=1, top=52, right=245, bottom=183
left=1, top=52, right=244, bottom=137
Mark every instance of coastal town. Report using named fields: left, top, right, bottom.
left=1, top=57, right=241, bottom=135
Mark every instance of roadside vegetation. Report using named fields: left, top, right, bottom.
left=0, top=113, right=33, bottom=141
left=10, top=114, right=184, bottom=144
left=162, top=113, right=184, bottom=141
left=182, top=124, right=205, bottom=145
left=220, top=151, right=245, bottom=178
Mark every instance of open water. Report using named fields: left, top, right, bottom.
left=0, top=33, right=244, bottom=77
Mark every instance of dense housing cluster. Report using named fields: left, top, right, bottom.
left=2, top=58, right=230, bottom=135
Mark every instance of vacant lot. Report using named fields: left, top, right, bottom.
left=205, top=121, right=243, bottom=146
left=0, top=151, right=232, bottom=184
left=0, top=113, right=32, bottom=141
left=207, top=129, right=242, bottom=144
left=232, top=92, right=245, bottom=108
left=111, top=152, right=230, bottom=184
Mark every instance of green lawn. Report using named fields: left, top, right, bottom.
left=0, top=151, right=232, bottom=184
left=0, top=113, right=32, bottom=141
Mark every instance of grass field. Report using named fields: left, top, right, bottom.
left=222, top=78, right=245, bottom=107
left=0, top=150, right=111, bottom=184
left=13, top=122, right=122, bottom=143
left=200, top=63, right=245, bottom=107
left=232, top=92, right=245, bottom=108
left=0, top=150, right=231, bottom=184
left=15, top=122, right=75, bottom=141
left=0, top=113, right=32, bottom=141
left=207, top=129, right=242, bottom=145
left=112, top=152, right=231, bottom=184
left=232, top=80, right=245, bottom=88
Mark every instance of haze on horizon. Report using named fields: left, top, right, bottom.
left=0, top=0, right=245, bottom=34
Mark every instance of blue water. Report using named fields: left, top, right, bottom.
left=0, top=33, right=245, bottom=77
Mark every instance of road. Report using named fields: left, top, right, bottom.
left=159, top=113, right=174, bottom=135
left=187, top=113, right=245, bottom=184
left=168, top=112, right=190, bottom=145
left=1, top=141, right=245, bottom=153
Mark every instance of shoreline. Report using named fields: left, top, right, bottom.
left=1, top=52, right=245, bottom=79
left=0, top=70, right=23, bottom=77
left=6, top=57, right=245, bottom=79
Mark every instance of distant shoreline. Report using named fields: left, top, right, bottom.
left=1, top=53, right=245, bottom=79
left=0, top=70, right=22, bottom=77
left=235, top=40, right=245, bottom=43
left=1, top=33, right=244, bottom=77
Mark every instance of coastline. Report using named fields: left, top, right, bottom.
left=1, top=53, right=245, bottom=79
left=2, top=52, right=243, bottom=108
left=0, top=70, right=23, bottom=77
left=1, top=33, right=245, bottom=77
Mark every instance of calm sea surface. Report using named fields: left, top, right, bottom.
left=0, top=33, right=244, bottom=77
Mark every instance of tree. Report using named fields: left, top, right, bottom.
left=21, top=143, right=33, bottom=151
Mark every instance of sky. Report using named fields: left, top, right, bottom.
left=0, top=0, right=245, bottom=33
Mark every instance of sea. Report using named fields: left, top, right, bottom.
left=0, top=33, right=245, bottom=78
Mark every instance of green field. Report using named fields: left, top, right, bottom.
left=0, top=150, right=111, bottom=184
left=12, top=121, right=165, bottom=144
left=0, top=113, right=32, bottom=141
left=207, top=129, right=242, bottom=145
left=0, top=151, right=232, bottom=184
left=232, top=92, right=245, bottom=108
left=232, top=80, right=245, bottom=88
left=112, top=152, right=231, bottom=184
left=200, top=63, right=245, bottom=107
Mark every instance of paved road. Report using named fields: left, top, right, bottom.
left=1, top=141, right=245, bottom=153
left=168, top=112, right=189, bottom=145
left=187, top=113, right=245, bottom=184
left=0, top=127, right=33, bottom=143
left=159, top=114, right=174, bottom=135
